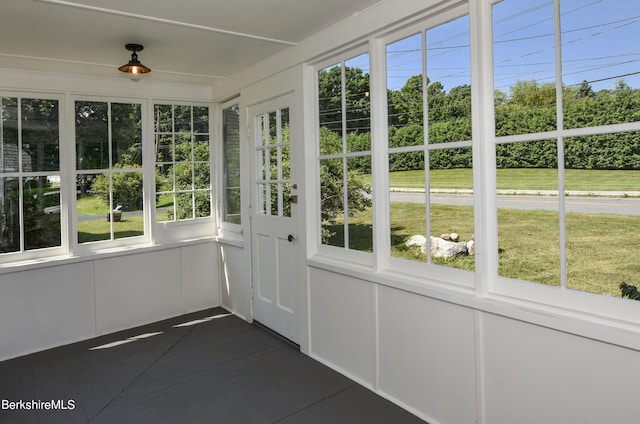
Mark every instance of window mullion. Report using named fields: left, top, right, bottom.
left=554, top=0, right=567, bottom=290
left=471, top=0, right=497, bottom=297
left=341, top=62, right=350, bottom=249
left=17, top=98, right=25, bottom=252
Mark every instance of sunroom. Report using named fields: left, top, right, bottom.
left=1, top=0, right=640, bottom=423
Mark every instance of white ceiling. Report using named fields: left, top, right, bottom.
left=0, top=0, right=384, bottom=85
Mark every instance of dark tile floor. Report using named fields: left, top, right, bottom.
left=0, top=308, right=426, bottom=424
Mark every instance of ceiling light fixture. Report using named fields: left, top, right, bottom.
left=118, top=44, right=151, bottom=77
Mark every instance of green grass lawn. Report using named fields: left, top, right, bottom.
left=77, top=216, right=144, bottom=243
left=382, top=168, right=640, bottom=191
left=76, top=194, right=144, bottom=242
left=326, top=200, right=640, bottom=298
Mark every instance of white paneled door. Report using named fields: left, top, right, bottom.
left=249, top=94, right=297, bottom=342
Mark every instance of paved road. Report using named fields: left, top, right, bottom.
left=389, top=190, right=640, bottom=216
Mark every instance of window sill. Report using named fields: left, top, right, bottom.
left=0, top=237, right=217, bottom=276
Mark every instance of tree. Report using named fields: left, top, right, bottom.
left=318, top=127, right=372, bottom=242
left=508, top=80, right=556, bottom=108
left=318, top=65, right=371, bottom=134
left=93, top=165, right=144, bottom=211
left=577, top=80, right=595, bottom=98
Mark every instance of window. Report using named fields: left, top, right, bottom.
left=0, top=96, right=62, bottom=257
left=386, top=15, right=474, bottom=276
left=256, top=107, right=291, bottom=218
left=493, top=0, right=640, bottom=300
left=154, top=104, right=212, bottom=223
left=222, top=104, right=241, bottom=225
left=318, top=52, right=373, bottom=253
left=75, top=100, right=144, bottom=244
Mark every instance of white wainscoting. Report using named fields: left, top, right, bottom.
left=305, top=265, right=640, bottom=424
left=0, top=241, right=220, bottom=361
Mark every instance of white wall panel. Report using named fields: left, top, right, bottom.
left=377, top=285, right=477, bottom=424
left=181, top=243, right=219, bottom=313
left=0, top=263, right=95, bottom=360
left=94, top=249, right=183, bottom=335
left=482, top=313, right=640, bottom=424
left=219, top=244, right=252, bottom=321
left=308, top=267, right=375, bottom=386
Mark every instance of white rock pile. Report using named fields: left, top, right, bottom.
left=405, top=233, right=475, bottom=259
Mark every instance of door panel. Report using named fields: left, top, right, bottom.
left=250, top=94, right=297, bottom=342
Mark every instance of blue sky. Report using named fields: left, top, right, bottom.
left=385, top=0, right=640, bottom=94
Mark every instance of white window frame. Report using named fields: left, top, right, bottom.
left=379, top=4, right=475, bottom=289
left=151, top=100, right=216, bottom=244
left=313, top=45, right=375, bottom=267
left=485, top=0, right=640, bottom=325
left=0, top=92, right=68, bottom=263
left=218, top=98, right=243, bottom=241
left=71, top=95, right=149, bottom=253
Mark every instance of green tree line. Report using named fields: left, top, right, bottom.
left=319, top=66, right=640, bottom=173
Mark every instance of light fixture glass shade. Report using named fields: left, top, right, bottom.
left=119, top=44, right=151, bottom=75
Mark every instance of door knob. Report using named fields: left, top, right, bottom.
left=287, top=234, right=295, bottom=242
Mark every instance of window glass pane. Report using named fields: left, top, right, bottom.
left=256, top=148, right=266, bottom=181
left=156, top=190, right=174, bottom=223
left=390, top=151, right=426, bottom=261
left=257, top=115, right=266, bottom=146
left=76, top=102, right=109, bottom=170
left=497, top=140, right=560, bottom=285
left=176, top=192, right=193, bottom=220
left=21, top=99, right=59, bottom=172
left=194, top=163, right=210, bottom=189
left=320, top=158, right=344, bottom=247
left=281, top=107, right=290, bottom=136
left=0, top=177, right=20, bottom=253
left=1, top=98, right=19, bottom=173
left=426, top=16, right=471, bottom=144
left=113, top=171, right=144, bottom=239
left=318, top=64, right=343, bottom=154
left=561, top=0, right=640, bottom=129
left=77, top=173, right=110, bottom=243
left=175, top=134, right=192, bottom=162
left=112, top=103, right=142, bottom=167
left=223, top=104, right=241, bottom=224
left=154, top=104, right=173, bottom=132
left=387, top=33, right=423, bottom=140
left=194, top=135, right=209, bottom=161
left=269, top=183, right=279, bottom=216
left=282, top=183, right=291, bottom=218
left=493, top=0, right=557, bottom=136
left=193, top=106, right=209, bottom=133
left=76, top=101, right=144, bottom=244
left=281, top=145, right=290, bottom=179
left=23, top=176, right=61, bottom=250
left=1, top=97, right=62, bottom=256
left=269, top=147, right=278, bottom=180
left=565, top=132, right=640, bottom=297
left=154, top=103, right=212, bottom=223
left=345, top=54, right=371, bottom=150
left=194, top=191, right=211, bottom=218
left=347, top=156, right=372, bottom=251
left=430, top=147, right=474, bottom=269
left=257, top=183, right=267, bottom=215
left=269, top=111, right=277, bottom=145
left=175, top=163, right=193, bottom=190
left=156, top=134, right=173, bottom=162
left=175, top=105, right=192, bottom=133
